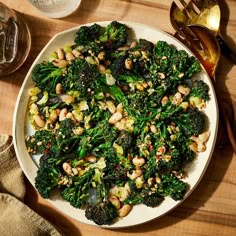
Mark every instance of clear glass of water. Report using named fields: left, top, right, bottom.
left=0, top=2, right=31, bottom=77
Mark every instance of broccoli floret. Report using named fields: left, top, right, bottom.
left=35, top=156, right=61, bottom=198
left=189, top=80, right=210, bottom=101
left=143, top=193, right=164, bottom=207
left=173, top=107, right=208, bottom=136
left=63, top=58, right=100, bottom=94
left=60, top=168, right=94, bottom=208
left=152, top=41, right=201, bottom=80
left=85, top=202, right=118, bottom=225
left=74, top=23, right=102, bottom=55
left=26, top=129, right=54, bottom=155
left=32, top=62, right=63, bottom=92
left=137, top=38, right=154, bottom=53
left=99, top=21, right=128, bottom=50
left=74, top=23, right=102, bottom=45
left=158, top=173, right=188, bottom=200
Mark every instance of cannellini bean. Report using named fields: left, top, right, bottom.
left=198, top=131, right=210, bottom=143
left=72, top=49, right=84, bottom=59
left=150, top=124, right=157, bottom=134
left=132, top=156, right=145, bottom=166
left=109, top=111, right=122, bottom=124
left=127, top=169, right=142, bottom=180
left=34, top=114, right=45, bottom=128
left=161, top=96, right=169, bottom=106
left=130, top=40, right=138, bottom=48
left=56, top=83, right=63, bottom=94
left=57, top=48, right=65, bottom=60
left=155, top=177, right=161, bottom=183
left=53, top=59, right=68, bottom=68
left=63, top=162, right=72, bottom=175
left=136, top=83, right=144, bottom=91
left=197, top=142, right=206, bottom=152
left=118, top=204, right=132, bottom=217
left=97, top=51, right=106, bottom=61
left=125, top=58, right=133, bottom=70
left=109, top=195, right=121, bottom=209
left=59, top=108, right=68, bottom=121
left=178, top=85, right=190, bottom=96
left=72, top=168, right=79, bottom=175
left=189, top=142, right=198, bottom=153
left=158, top=72, right=165, bottom=79
left=85, top=155, right=96, bottom=163
left=66, top=52, right=75, bottom=61
left=172, top=92, right=182, bottom=105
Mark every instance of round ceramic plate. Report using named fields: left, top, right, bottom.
left=13, top=21, right=219, bottom=228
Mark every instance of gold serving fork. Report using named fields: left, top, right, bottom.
left=170, top=22, right=236, bottom=153
left=170, top=0, right=236, bottom=64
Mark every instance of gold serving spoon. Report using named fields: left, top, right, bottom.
left=174, top=24, right=236, bottom=153
left=170, top=0, right=236, bottom=64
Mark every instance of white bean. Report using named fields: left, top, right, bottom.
left=56, top=83, right=63, bottom=94
left=150, top=124, right=157, bottom=134
left=62, top=162, right=72, bottom=175
left=109, top=111, right=122, bottom=124
left=198, top=131, right=210, bottom=143
left=127, top=169, right=142, bottom=180
left=57, top=48, right=65, bottom=60
left=118, top=204, right=132, bottom=217
left=34, top=114, right=45, bottom=128
left=132, top=156, right=145, bottom=166
left=59, top=108, right=68, bottom=121
left=178, top=85, right=190, bottom=96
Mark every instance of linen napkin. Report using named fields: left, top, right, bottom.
left=0, top=134, right=62, bottom=236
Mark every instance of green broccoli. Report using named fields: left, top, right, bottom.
left=63, top=58, right=100, bottom=94
left=99, top=21, right=128, bottom=50
left=74, top=23, right=102, bottom=45
left=173, top=107, right=208, bottom=136
left=32, top=61, right=63, bottom=92
left=142, top=193, right=164, bottom=207
left=60, top=168, right=94, bottom=208
left=189, top=80, right=210, bottom=101
left=85, top=202, right=118, bottom=225
left=158, top=173, right=189, bottom=200
left=35, top=154, right=72, bottom=198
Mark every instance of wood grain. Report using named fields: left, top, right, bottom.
left=1, top=0, right=236, bottom=235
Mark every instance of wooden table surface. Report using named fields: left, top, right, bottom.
left=1, top=0, right=236, bottom=235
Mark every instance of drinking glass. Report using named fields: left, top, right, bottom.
left=0, top=2, right=31, bottom=77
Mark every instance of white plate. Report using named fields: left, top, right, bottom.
left=13, top=21, right=219, bottom=228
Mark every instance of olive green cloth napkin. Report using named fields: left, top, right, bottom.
left=0, top=134, right=62, bottom=236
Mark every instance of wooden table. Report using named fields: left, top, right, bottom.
left=1, top=0, right=236, bottom=235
